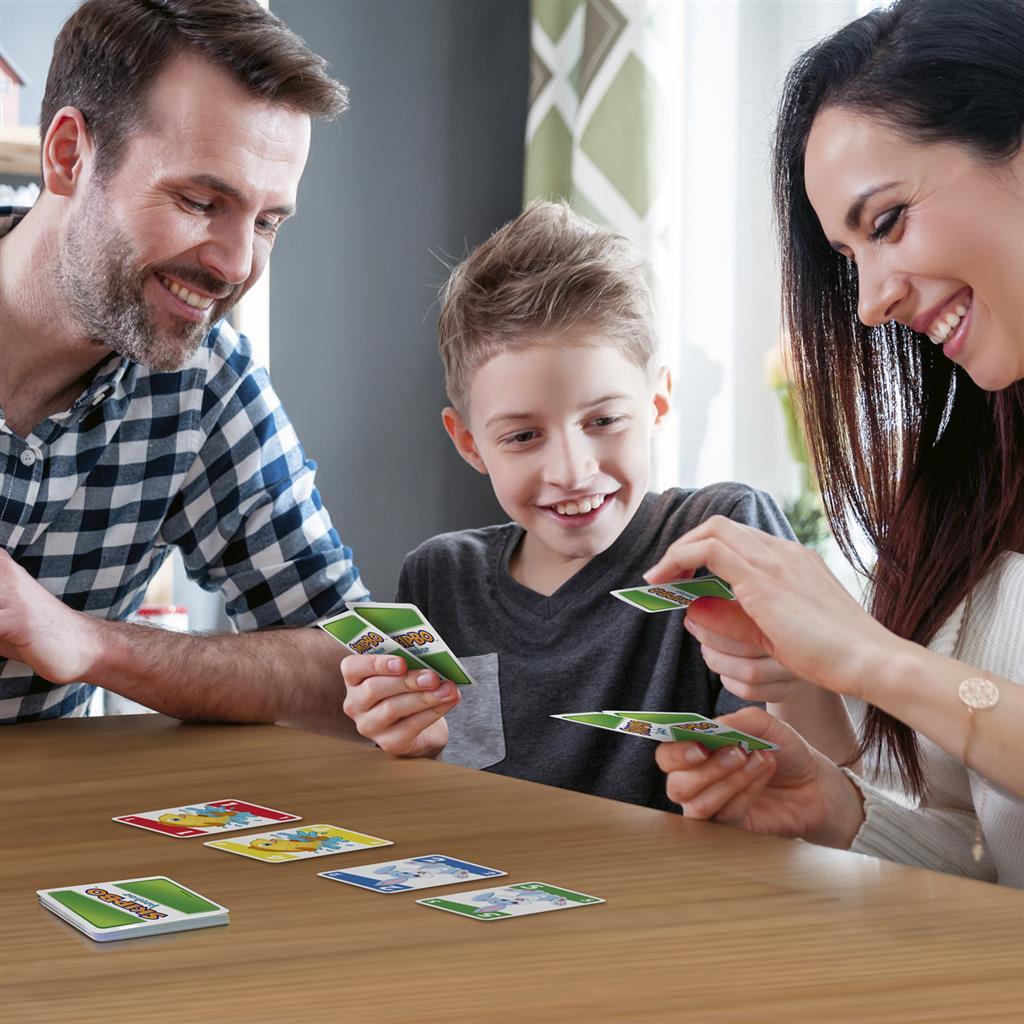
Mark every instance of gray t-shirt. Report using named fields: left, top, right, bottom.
left=397, top=484, right=794, bottom=812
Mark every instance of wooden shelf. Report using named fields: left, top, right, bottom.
left=0, top=124, right=41, bottom=177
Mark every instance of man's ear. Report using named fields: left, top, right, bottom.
left=442, top=407, right=489, bottom=475
left=650, top=366, right=672, bottom=436
left=41, top=107, right=93, bottom=198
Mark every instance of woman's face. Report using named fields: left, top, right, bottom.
left=804, top=106, right=1024, bottom=390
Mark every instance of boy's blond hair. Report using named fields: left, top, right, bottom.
left=438, top=201, right=657, bottom=413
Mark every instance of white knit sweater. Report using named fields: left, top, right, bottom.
left=846, top=552, right=1024, bottom=887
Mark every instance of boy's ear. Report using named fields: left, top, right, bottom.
left=442, top=407, right=489, bottom=475
left=650, top=366, right=672, bottom=436
left=41, top=107, right=94, bottom=198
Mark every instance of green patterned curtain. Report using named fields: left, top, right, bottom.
left=525, top=0, right=675, bottom=253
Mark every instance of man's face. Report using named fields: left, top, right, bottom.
left=57, top=53, right=310, bottom=370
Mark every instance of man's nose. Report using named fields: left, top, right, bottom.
left=198, top=217, right=255, bottom=287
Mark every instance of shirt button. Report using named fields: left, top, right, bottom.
left=19, top=448, right=38, bottom=467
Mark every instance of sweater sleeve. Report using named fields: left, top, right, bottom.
left=843, top=768, right=998, bottom=883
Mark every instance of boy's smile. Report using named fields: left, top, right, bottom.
left=443, top=340, right=671, bottom=595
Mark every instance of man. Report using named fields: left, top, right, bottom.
left=0, top=0, right=366, bottom=728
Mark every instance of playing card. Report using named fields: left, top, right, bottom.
left=418, top=882, right=604, bottom=921
left=37, top=876, right=228, bottom=942
left=113, top=799, right=301, bottom=838
left=347, top=602, right=476, bottom=685
left=318, top=610, right=433, bottom=675
left=204, top=824, right=393, bottom=863
left=610, top=574, right=735, bottom=613
left=553, top=711, right=778, bottom=752
left=319, top=854, right=506, bottom=893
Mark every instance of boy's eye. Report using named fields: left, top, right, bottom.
left=501, top=430, right=539, bottom=447
left=589, top=415, right=623, bottom=428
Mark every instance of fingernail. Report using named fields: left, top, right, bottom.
left=683, top=744, right=708, bottom=766
left=723, top=746, right=746, bottom=767
left=432, top=682, right=455, bottom=702
left=416, top=672, right=435, bottom=688
left=388, top=658, right=404, bottom=673
left=743, top=750, right=765, bottom=772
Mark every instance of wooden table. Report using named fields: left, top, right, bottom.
left=2, top=716, right=1021, bottom=1024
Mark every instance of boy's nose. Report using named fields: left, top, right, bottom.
left=544, top=435, right=598, bottom=490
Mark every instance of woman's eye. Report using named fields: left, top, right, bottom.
left=870, top=205, right=905, bottom=241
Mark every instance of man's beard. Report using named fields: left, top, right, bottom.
left=56, top=192, right=238, bottom=372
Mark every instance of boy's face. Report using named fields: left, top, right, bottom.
left=444, top=341, right=671, bottom=577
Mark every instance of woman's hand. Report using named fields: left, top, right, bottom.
left=646, top=516, right=900, bottom=699
left=684, top=597, right=805, bottom=703
left=655, top=707, right=865, bottom=848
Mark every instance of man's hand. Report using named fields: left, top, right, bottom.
left=0, top=549, right=104, bottom=683
left=341, top=653, right=459, bottom=758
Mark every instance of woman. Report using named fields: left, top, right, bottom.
left=649, top=0, right=1024, bottom=886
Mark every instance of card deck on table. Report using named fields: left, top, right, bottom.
left=552, top=711, right=778, bottom=752
left=204, top=824, right=393, bottom=863
left=610, top=574, right=735, bottom=613
left=319, top=603, right=476, bottom=686
left=37, top=876, right=228, bottom=942
left=113, top=799, right=301, bottom=838
left=418, top=882, right=604, bottom=921
left=320, top=854, right=506, bottom=894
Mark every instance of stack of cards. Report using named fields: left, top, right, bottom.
left=319, top=603, right=476, bottom=685
left=552, top=710, right=778, bottom=753
left=38, top=876, right=227, bottom=942
left=611, top=573, right=734, bottom=613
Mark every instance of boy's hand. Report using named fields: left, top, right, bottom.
left=655, top=708, right=865, bottom=849
left=340, top=654, right=460, bottom=758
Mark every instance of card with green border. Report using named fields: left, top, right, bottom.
left=417, top=881, right=604, bottom=921
left=553, top=711, right=778, bottom=752
left=610, top=574, right=735, bottom=613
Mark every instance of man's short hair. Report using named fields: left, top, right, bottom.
left=41, top=0, right=348, bottom=178
left=439, top=201, right=657, bottom=413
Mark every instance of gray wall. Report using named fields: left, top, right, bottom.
left=269, top=0, right=527, bottom=599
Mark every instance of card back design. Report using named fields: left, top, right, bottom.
left=610, top=574, right=735, bottom=613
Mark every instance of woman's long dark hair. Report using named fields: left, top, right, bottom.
left=772, top=0, right=1024, bottom=795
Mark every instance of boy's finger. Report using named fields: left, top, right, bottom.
left=351, top=668, right=444, bottom=708
left=340, top=654, right=407, bottom=685
left=374, top=704, right=456, bottom=755
left=357, top=685, right=458, bottom=736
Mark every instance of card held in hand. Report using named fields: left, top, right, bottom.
left=552, top=711, right=778, bottom=752
left=610, top=574, right=735, bottom=613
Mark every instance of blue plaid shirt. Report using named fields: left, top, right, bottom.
left=0, top=208, right=367, bottom=722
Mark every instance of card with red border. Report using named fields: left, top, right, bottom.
left=113, top=799, right=301, bottom=838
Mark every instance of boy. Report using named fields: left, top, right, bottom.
left=341, top=202, right=794, bottom=812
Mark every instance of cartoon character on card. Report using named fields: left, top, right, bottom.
left=373, top=865, right=428, bottom=887
left=159, top=805, right=257, bottom=829
left=521, top=889, right=568, bottom=907
left=471, top=892, right=525, bottom=914
left=249, top=830, right=350, bottom=854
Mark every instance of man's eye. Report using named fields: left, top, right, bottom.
left=179, top=196, right=212, bottom=213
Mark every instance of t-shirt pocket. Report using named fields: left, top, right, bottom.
left=438, top=652, right=505, bottom=770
